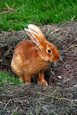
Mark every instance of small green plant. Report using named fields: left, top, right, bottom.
left=0, top=70, right=20, bottom=85
left=0, top=0, right=77, bottom=30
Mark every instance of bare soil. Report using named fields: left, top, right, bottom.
left=0, top=21, right=77, bottom=115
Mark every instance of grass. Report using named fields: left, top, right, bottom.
left=0, top=70, right=20, bottom=85
left=0, top=0, right=77, bottom=30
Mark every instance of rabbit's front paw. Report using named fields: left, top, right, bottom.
left=38, top=80, right=48, bottom=86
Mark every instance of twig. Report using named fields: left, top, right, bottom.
left=5, top=2, right=14, bottom=11
left=2, top=46, right=13, bottom=58
left=50, top=28, right=62, bottom=34
left=63, top=44, right=77, bottom=52
left=51, top=70, right=55, bottom=76
left=51, top=89, right=57, bottom=95
left=36, top=89, right=57, bottom=97
left=46, top=26, right=51, bottom=35
left=3, top=99, right=11, bottom=110
left=37, top=92, right=50, bottom=97
left=71, top=16, right=75, bottom=22
left=11, top=107, right=18, bottom=115
left=1, top=11, right=11, bottom=14
left=50, top=110, right=58, bottom=115
left=3, top=98, right=22, bottom=111
left=56, top=97, right=77, bottom=102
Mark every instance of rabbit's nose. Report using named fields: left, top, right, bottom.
left=57, top=53, right=59, bottom=60
left=56, top=51, right=59, bottom=59
left=52, top=54, right=59, bottom=62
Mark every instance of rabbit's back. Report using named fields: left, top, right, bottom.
left=14, top=40, right=37, bottom=60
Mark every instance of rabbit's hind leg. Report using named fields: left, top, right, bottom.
left=15, top=70, right=25, bottom=83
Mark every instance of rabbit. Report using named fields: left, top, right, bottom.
left=11, top=24, right=59, bottom=86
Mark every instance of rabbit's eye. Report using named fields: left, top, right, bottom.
left=46, top=49, right=52, bottom=53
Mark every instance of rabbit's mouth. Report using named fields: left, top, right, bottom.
left=52, top=56, right=59, bottom=62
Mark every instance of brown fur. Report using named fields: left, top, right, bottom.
left=11, top=24, right=59, bottom=86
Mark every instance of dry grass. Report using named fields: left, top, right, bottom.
left=0, top=20, right=77, bottom=114
left=0, top=83, right=77, bottom=114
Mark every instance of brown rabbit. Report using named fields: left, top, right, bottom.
left=11, top=24, right=59, bottom=86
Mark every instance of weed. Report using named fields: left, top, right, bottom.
left=0, top=70, right=20, bottom=85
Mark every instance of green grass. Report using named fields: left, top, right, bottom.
left=0, top=70, right=20, bottom=85
left=0, top=0, right=77, bottom=30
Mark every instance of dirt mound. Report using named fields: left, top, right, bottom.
left=0, top=21, right=77, bottom=114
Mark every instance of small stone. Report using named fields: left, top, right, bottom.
left=57, top=76, right=62, bottom=79
left=73, top=84, right=77, bottom=88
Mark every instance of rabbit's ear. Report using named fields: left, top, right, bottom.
left=24, top=28, right=43, bottom=48
left=28, top=24, right=46, bottom=41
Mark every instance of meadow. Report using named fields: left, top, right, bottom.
left=0, top=0, right=77, bottom=30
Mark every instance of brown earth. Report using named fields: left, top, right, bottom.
left=0, top=21, right=77, bottom=114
